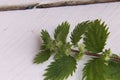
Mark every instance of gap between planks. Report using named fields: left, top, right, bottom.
left=0, top=0, right=119, bottom=11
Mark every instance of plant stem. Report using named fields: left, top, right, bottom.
left=71, top=49, right=120, bottom=62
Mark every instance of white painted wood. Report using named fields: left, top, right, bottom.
left=0, top=0, right=79, bottom=6
left=0, top=2, right=120, bottom=80
left=0, top=0, right=117, bottom=6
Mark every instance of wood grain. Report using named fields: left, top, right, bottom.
left=0, top=1, right=120, bottom=80
left=37, top=0, right=120, bottom=8
left=0, top=3, right=39, bottom=11
left=0, top=0, right=119, bottom=11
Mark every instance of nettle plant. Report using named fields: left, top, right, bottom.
left=33, top=19, right=120, bottom=80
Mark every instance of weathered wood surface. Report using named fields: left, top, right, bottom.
left=0, top=3, right=39, bottom=11
left=37, top=0, right=120, bottom=8
left=0, top=2, right=120, bottom=80
left=0, top=0, right=119, bottom=11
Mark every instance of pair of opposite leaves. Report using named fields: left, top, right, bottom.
left=33, top=19, right=120, bottom=80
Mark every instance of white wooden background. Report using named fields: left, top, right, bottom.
left=0, top=0, right=102, bottom=6
left=0, top=1, right=120, bottom=80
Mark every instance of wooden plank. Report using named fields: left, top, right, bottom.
left=0, top=2, right=120, bottom=80
left=0, top=0, right=119, bottom=11
left=37, top=0, right=120, bottom=8
left=0, top=3, right=39, bottom=11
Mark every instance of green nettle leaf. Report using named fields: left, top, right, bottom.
left=84, top=19, right=110, bottom=53
left=82, top=58, right=107, bottom=80
left=33, top=50, right=51, bottom=64
left=34, top=20, right=120, bottom=80
left=106, top=60, right=120, bottom=80
left=34, top=30, right=54, bottom=64
left=44, top=56, right=77, bottom=80
left=54, top=21, right=70, bottom=43
left=82, top=49, right=120, bottom=80
left=71, top=21, right=89, bottom=46
left=41, top=30, right=52, bottom=44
